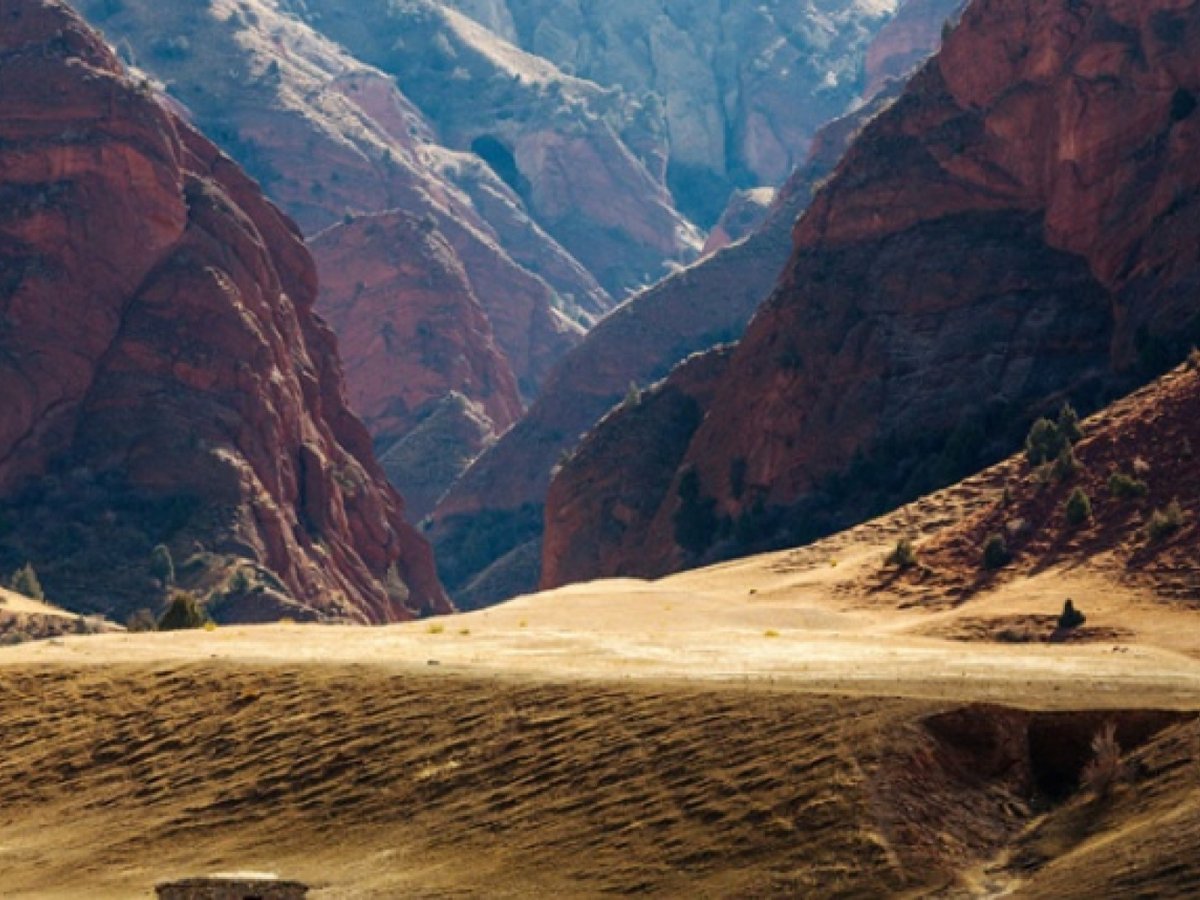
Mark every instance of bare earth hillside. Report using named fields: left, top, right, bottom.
left=2, top=396, right=1200, bottom=893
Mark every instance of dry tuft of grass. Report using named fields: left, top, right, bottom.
left=1081, top=722, right=1126, bottom=798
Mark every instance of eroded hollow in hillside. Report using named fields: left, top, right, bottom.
left=923, top=705, right=1188, bottom=805
left=471, top=134, right=529, bottom=198
left=871, top=704, right=1193, bottom=881
left=1025, top=710, right=1184, bottom=801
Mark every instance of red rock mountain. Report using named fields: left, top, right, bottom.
left=0, top=0, right=450, bottom=623
left=430, top=88, right=904, bottom=608
left=73, top=0, right=598, bottom=396
left=312, top=211, right=522, bottom=519
left=542, top=0, right=1200, bottom=588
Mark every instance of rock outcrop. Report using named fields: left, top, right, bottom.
left=865, top=0, right=965, bottom=96
left=430, top=89, right=900, bottom=607
left=312, top=212, right=522, bottom=520
left=442, top=0, right=954, bottom=226
left=75, top=0, right=600, bottom=395
left=701, top=188, right=777, bottom=257
left=542, top=0, right=1200, bottom=587
left=0, top=0, right=450, bottom=623
left=279, top=0, right=704, bottom=297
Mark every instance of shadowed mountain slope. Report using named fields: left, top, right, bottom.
left=543, top=0, right=1200, bottom=588
left=0, top=0, right=450, bottom=623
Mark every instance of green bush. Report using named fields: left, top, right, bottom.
left=1057, top=598, right=1086, bottom=630
left=1025, top=403, right=1084, bottom=466
left=887, top=538, right=918, bottom=569
left=9, top=563, right=44, bottom=600
left=1065, top=488, right=1092, bottom=526
left=1025, top=418, right=1062, bottom=466
left=1108, top=472, right=1148, bottom=500
left=1053, top=446, right=1082, bottom=481
left=157, top=590, right=210, bottom=631
left=1147, top=500, right=1185, bottom=542
left=1057, top=402, right=1084, bottom=444
left=982, top=533, right=1011, bottom=570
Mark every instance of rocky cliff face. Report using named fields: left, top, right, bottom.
left=278, top=0, right=704, bottom=297
left=442, top=0, right=950, bottom=227
left=74, top=0, right=599, bottom=391
left=429, top=90, right=900, bottom=607
left=0, top=0, right=450, bottom=623
left=864, top=0, right=964, bottom=95
left=541, top=349, right=734, bottom=589
left=311, top=212, right=522, bottom=520
left=542, top=0, right=1200, bottom=587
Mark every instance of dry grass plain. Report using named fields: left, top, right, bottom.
left=2, top=467, right=1200, bottom=897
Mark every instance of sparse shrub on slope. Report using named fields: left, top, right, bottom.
left=1081, top=723, right=1125, bottom=798
left=1147, top=500, right=1185, bottom=543
left=1057, top=599, right=1086, bottom=631
left=1108, top=471, right=1148, bottom=500
left=157, top=591, right=210, bottom=631
left=1065, top=488, right=1092, bottom=527
left=9, top=563, right=44, bottom=601
left=982, top=533, right=1011, bottom=570
left=1053, top=446, right=1082, bottom=482
left=1025, top=403, right=1085, bottom=466
left=887, top=538, right=917, bottom=569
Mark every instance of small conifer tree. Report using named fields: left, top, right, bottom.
left=1065, top=488, right=1092, bottom=526
left=10, top=563, right=44, bottom=600
left=157, top=591, right=209, bottom=631
left=982, top=533, right=1011, bottom=570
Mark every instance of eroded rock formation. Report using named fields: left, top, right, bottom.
left=430, top=89, right=901, bottom=607
left=0, top=0, right=450, bottom=623
left=542, top=0, right=1200, bottom=587
left=276, top=0, right=705, bottom=296
left=443, top=0, right=918, bottom=226
left=312, top=212, right=522, bottom=520
left=75, top=0, right=600, bottom=390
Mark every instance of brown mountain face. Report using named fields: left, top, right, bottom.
left=429, top=88, right=903, bottom=608
left=0, top=0, right=450, bottom=624
left=74, top=0, right=599, bottom=525
left=542, top=0, right=1200, bottom=588
left=541, top=349, right=735, bottom=588
left=311, top=212, right=522, bottom=520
